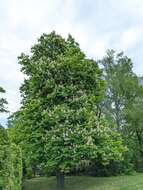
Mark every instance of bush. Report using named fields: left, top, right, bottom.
left=0, top=144, right=12, bottom=189
left=0, top=127, right=22, bottom=190
left=11, top=144, right=23, bottom=190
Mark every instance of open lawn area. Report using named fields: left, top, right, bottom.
left=23, top=173, right=143, bottom=190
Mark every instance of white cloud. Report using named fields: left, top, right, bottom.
left=119, top=27, right=143, bottom=50
left=7, top=0, right=61, bottom=29
left=88, top=40, right=106, bottom=58
left=109, top=0, right=143, bottom=17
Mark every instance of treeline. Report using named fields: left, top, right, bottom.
left=0, top=32, right=143, bottom=190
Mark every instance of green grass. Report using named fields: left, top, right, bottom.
left=23, top=173, right=143, bottom=190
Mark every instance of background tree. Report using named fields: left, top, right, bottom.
left=99, top=50, right=138, bottom=132
left=99, top=50, right=143, bottom=173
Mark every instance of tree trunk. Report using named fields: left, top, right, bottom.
left=56, top=171, right=64, bottom=190
left=136, top=130, right=143, bottom=158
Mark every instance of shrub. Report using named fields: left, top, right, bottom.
left=0, top=127, right=22, bottom=190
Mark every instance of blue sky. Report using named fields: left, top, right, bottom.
left=0, top=0, right=143, bottom=125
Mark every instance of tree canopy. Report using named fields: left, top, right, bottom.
left=8, top=32, right=126, bottom=189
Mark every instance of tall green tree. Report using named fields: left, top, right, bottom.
left=99, top=50, right=138, bottom=132
left=99, top=50, right=143, bottom=172
left=11, top=32, right=126, bottom=189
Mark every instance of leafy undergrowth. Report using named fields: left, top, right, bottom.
left=23, top=173, right=143, bottom=190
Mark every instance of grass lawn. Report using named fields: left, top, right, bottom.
left=23, top=173, right=143, bottom=190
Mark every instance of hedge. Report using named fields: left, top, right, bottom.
left=11, top=144, right=22, bottom=190
left=0, top=127, right=22, bottom=190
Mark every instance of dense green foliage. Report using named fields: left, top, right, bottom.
left=11, top=144, right=23, bottom=190
left=9, top=32, right=126, bottom=190
left=0, top=126, right=11, bottom=189
left=0, top=127, right=22, bottom=190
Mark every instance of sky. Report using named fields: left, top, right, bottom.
left=0, top=0, right=143, bottom=125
